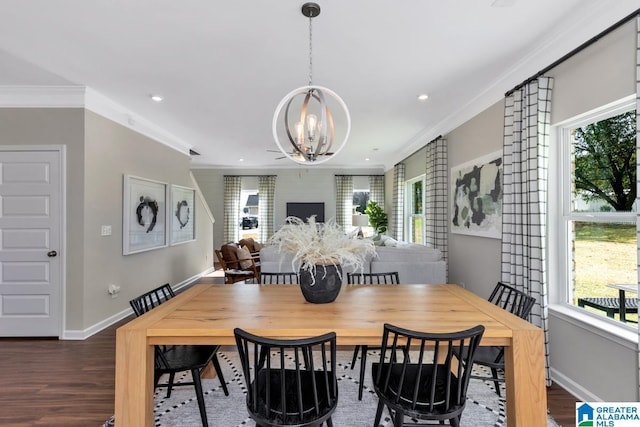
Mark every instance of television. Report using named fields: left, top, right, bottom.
left=286, top=202, right=325, bottom=223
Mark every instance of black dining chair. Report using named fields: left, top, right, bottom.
left=129, top=283, right=229, bottom=427
left=346, top=271, right=400, bottom=400
left=260, top=272, right=299, bottom=284
left=234, top=327, right=338, bottom=427
left=468, top=282, right=536, bottom=396
left=372, top=323, right=485, bottom=427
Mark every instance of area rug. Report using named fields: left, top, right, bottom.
left=153, top=350, right=559, bottom=426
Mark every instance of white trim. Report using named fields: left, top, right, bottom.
left=550, top=367, right=603, bottom=402
left=190, top=171, right=215, bottom=224
left=61, top=267, right=215, bottom=340
left=0, top=85, right=85, bottom=107
left=0, top=85, right=192, bottom=157
left=549, top=304, right=638, bottom=350
left=84, top=88, right=191, bottom=156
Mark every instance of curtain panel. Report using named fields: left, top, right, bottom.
left=392, top=164, right=405, bottom=241
left=223, top=175, right=242, bottom=244
left=425, top=137, right=448, bottom=266
left=500, top=76, right=553, bottom=385
left=368, top=175, right=385, bottom=207
left=335, top=175, right=353, bottom=228
left=258, top=175, right=276, bottom=243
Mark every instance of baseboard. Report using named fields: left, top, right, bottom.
left=62, top=267, right=216, bottom=340
left=550, top=367, right=602, bottom=402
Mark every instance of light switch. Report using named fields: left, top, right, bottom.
left=101, top=225, right=112, bottom=236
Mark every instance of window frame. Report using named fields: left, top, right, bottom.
left=550, top=95, right=637, bottom=333
left=405, top=174, right=426, bottom=244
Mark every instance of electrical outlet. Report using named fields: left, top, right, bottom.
left=101, top=225, right=112, bottom=236
left=107, top=284, right=120, bottom=298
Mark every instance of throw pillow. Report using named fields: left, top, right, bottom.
left=221, top=243, right=240, bottom=269
left=383, top=237, right=398, bottom=247
left=237, top=246, right=253, bottom=269
left=253, top=242, right=265, bottom=251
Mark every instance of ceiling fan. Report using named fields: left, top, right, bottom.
left=266, top=149, right=334, bottom=160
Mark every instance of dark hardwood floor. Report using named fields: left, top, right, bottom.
left=0, top=279, right=579, bottom=426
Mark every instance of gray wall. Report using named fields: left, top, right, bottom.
left=82, top=111, right=214, bottom=329
left=544, top=19, right=638, bottom=400
left=0, top=108, right=87, bottom=330
left=0, top=108, right=214, bottom=333
left=392, top=18, right=638, bottom=401
left=446, top=101, right=504, bottom=299
left=192, top=167, right=383, bottom=248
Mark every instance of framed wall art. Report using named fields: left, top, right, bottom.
left=170, top=184, right=196, bottom=245
left=450, top=150, right=503, bottom=239
left=123, top=175, right=168, bottom=255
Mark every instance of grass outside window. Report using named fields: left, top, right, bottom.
left=572, top=222, right=637, bottom=322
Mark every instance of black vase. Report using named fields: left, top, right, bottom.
left=299, top=264, right=343, bottom=304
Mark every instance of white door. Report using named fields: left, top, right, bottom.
left=0, top=148, right=63, bottom=337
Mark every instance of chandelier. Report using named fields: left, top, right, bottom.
left=272, top=2, right=351, bottom=165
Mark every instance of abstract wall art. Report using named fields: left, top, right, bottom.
left=170, top=184, right=196, bottom=245
left=123, top=175, right=168, bottom=254
left=450, top=150, right=502, bottom=239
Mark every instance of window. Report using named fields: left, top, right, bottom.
left=352, top=188, right=372, bottom=236
left=557, top=101, right=637, bottom=323
left=239, top=189, right=259, bottom=239
left=406, top=175, right=425, bottom=244
left=352, top=190, right=369, bottom=214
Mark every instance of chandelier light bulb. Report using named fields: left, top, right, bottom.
left=307, top=114, right=318, bottom=138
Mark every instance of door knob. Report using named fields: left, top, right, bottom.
left=47, top=250, right=57, bottom=257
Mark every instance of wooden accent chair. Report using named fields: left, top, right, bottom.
left=215, top=242, right=260, bottom=284
left=238, top=237, right=261, bottom=257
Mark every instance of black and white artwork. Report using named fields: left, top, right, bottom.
left=123, top=175, right=168, bottom=255
left=450, top=150, right=502, bottom=239
left=170, top=185, right=195, bottom=245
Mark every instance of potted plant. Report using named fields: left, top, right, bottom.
left=364, top=200, right=388, bottom=236
left=268, top=216, right=376, bottom=303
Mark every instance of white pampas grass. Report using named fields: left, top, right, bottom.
left=267, top=216, right=376, bottom=282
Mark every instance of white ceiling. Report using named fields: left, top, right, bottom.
left=0, top=0, right=638, bottom=170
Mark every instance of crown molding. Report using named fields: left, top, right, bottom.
left=0, top=85, right=86, bottom=107
left=0, top=85, right=191, bottom=156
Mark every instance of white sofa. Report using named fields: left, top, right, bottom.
left=259, top=243, right=447, bottom=284
left=370, top=246, right=446, bottom=284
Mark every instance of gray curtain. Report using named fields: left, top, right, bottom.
left=368, top=175, right=385, bottom=207
left=392, top=163, right=405, bottom=240
left=425, top=137, right=448, bottom=267
left=335, top=175, right=353, bottom=228
left=223, top=175, right=241, bottom=244
left=501, top=76, right=553, bottom=385
left=258, top=175, right=276, bottom=243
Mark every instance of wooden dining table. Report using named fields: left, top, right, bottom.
left=114, top=283, right=547, bottom=426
